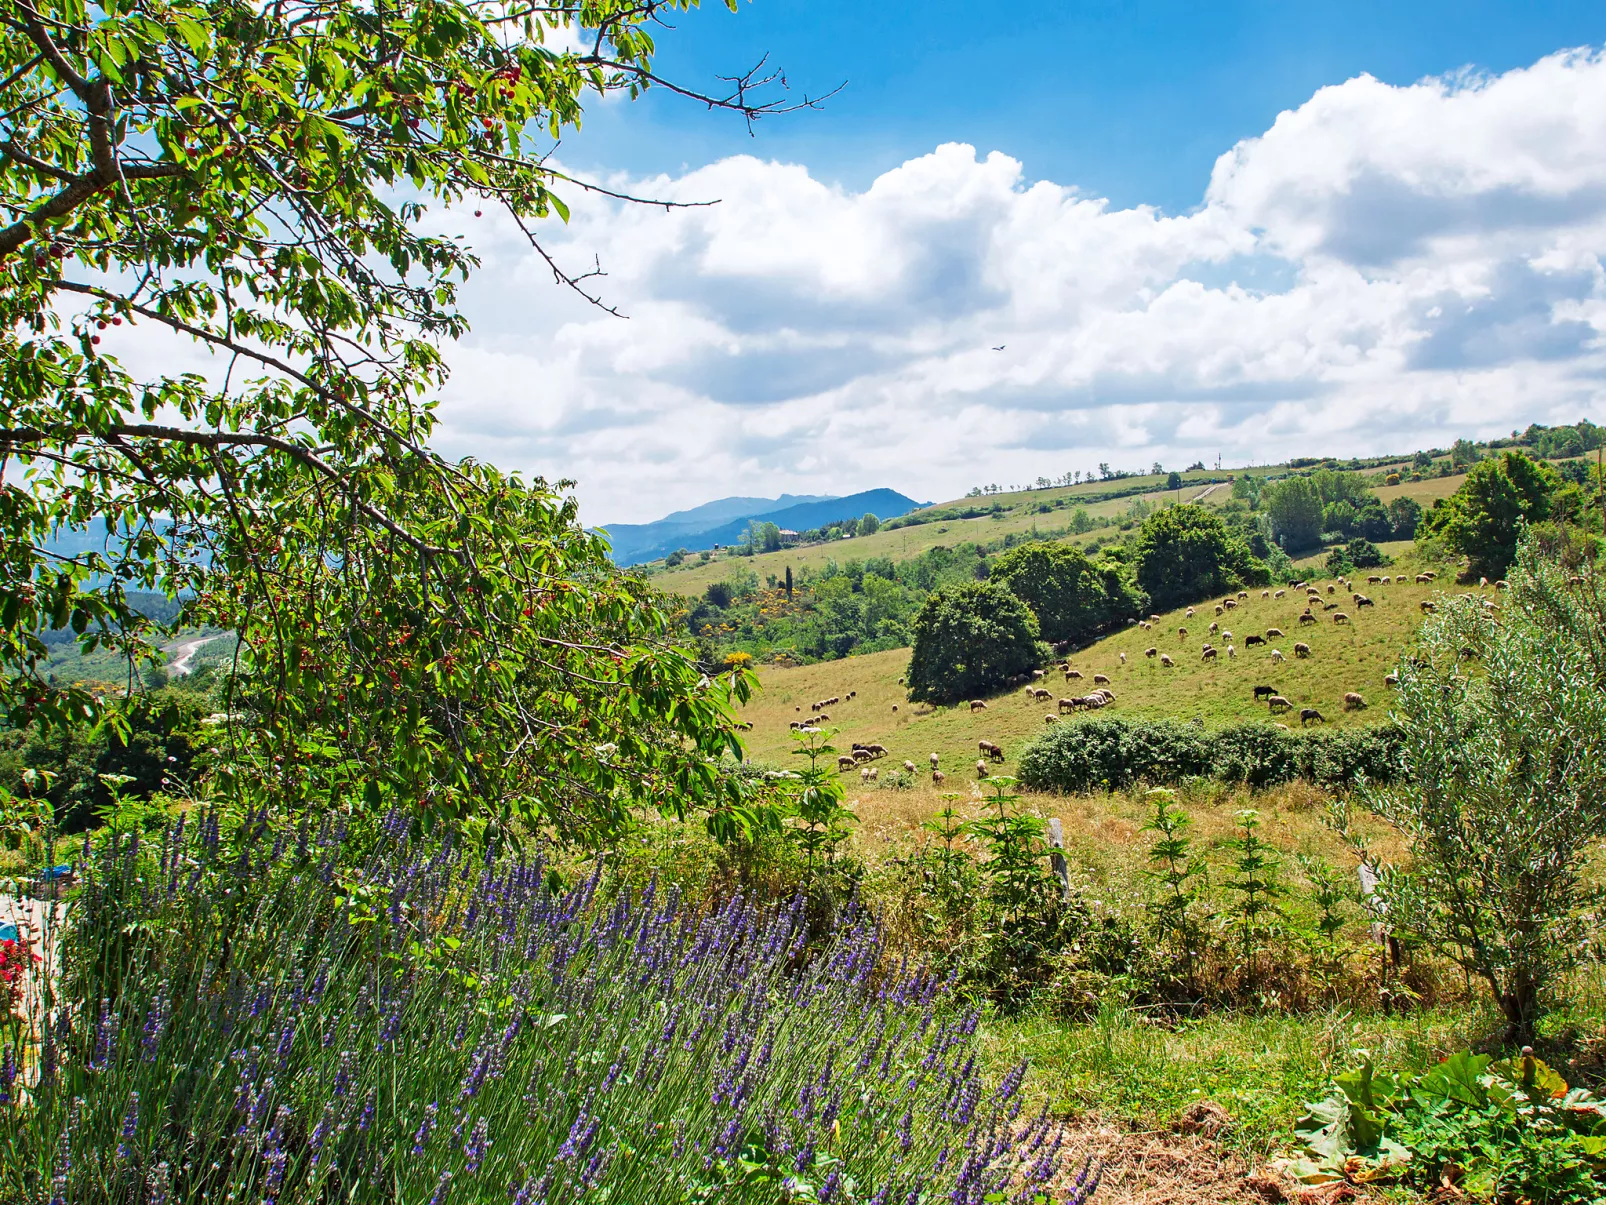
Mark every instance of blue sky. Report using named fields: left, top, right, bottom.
left=362, top=3, right=1606, bottom=522
left=568, top=0, right=1606, bottom=215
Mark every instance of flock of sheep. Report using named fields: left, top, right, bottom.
left=769, top=563, right=1505, bottom=784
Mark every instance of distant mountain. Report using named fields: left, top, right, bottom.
left=599, top=494, right=835, bottom=566
left=599, top=489, right=924, bottom=566
left=660, top=490, right=926, bottom=563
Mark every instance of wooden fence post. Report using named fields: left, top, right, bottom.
left=1045, top=817, right=1071, bottom=902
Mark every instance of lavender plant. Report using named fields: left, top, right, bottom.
left=0, top=810, right=1094, bottom=1205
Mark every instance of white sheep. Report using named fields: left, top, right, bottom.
left=1271, top=648, right=1285, bottom=663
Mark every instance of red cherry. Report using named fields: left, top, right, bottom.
left=474, top=209, right=482, bottom=217
left=112, top=317, right=122, bottom=325
left=96, top=320, right=107, bottom=329
left=91, top=335, right=101, bottom=345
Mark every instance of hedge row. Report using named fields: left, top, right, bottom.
left=1015, top=716, right=1404, bottom=793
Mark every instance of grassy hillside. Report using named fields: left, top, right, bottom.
left=735, top=550, right=1472, bottom=810
left=649, top=465, right=1473, bottom=599
left=647, top=470, right=1238, bottom=597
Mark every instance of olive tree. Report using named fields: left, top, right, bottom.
left=1362, top=537, right=1606, bottom=1043
left=0, top=0, right=815, bottom=839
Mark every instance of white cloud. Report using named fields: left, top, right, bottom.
left=419, top=48, right=1606, bottom=522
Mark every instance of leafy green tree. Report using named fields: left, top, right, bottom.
left=858, top=512, right=881, bottom=535
left=0, top=0, right=776, bottom=839
left=1451, top=438, right=1480, bottom=468
left=1133, top=505, right=1266, bottom=612
left=1361, top=540, right=1606, bottom=1043
left=989, top=542, right=1144, bottom=645
left=1165, top=471, right=1182, bottom=492
left=1388, top=496, right=1423, bottom=539
left=905, top=582, right=1043, bottom=705
left=1262, top=476, right=1325, bottom=551
left=1231, top=473, right=1264, bottom=508
left=1421, top=451, right=1557, bottom=577
left=1345, top=538, right=1387, bottom=569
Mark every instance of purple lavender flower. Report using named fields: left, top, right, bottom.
left=427, top=1171, right=453, bottom=1205
left=464, top=1115, right=490, bottom=1174
left=412, top=1101, right=439, bottom=1155
left=819, top=1170, right=842, bottom=1203
left=145, top=1161, right=171, bottom=1205
left=0, top=1044, right=14, bottom=1106
left=116, top=1090, right=139, bottom=1160
left=91, top=998, right=115, bottom=1071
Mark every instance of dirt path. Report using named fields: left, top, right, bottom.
left=1189, top=482, right=1226, bottom=504
left=1048, top=1116, right=1370, bottom=1205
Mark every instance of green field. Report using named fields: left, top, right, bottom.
left=644, top=470, right=1242, bottom=597
left=645, top=465, right=1472, bottom=599
left=736, top=551, right=1464, bottom=780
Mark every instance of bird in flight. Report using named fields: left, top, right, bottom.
left=991, top=344, right=1006, bottom=351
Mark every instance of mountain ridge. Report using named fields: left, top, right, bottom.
left=599, top=488, right=925, bottom=566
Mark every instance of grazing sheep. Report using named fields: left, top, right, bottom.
left=931, top=769, right=945, bottom=784
left=1214, top=605, right=1224, bottom=616
left=930, top=752, right=940, bottom=769
left=1120, top=652, right=1127, bottom=665
left=1044, top=713, right=1060, bottom=725
left=977, top=759, right=991, bottom=777
left=1022, top=685, right=1035, bottom=698
left=860, top=767, right=871, bottom=782
left=1354, top=594, right=1374, bottom=608
left=1033, top=687, right=1053, bottom=702
left=867, top=767, right=877, bottom=782
left=1274, top=589, right=1286, bottom=598
left=1202, top=647, right=1218, bottom=661
left=1416, top=573, right=1431, bottom=584
left=1298, top=612, right=1317, bottom=626
left=979, top=740, right=1005, bottom=762
left=1419, top=600, right=1436, bottom=613
left=837, top=755, right=857, bottom=772
left=1267, top=695, right=1292, bottom=712
left=1294, top=642, right=1311, bottom=658
left=816, top=713, right=830, bottom=723
left=904, top=760, right=917, bottom=774
left=1093, top=673, right=1110, bottom=685
left=1271, top=649, right=1285, bottom=663
left=1368, top=575, right=1382, bottom=585
left=1227, top=645, right=1236, bottom=658
left=1274, top=722, right=1290, bottom=731
left=1221, top=631, right=1233, bottom=642
left=1031, top=669, right=1045, bottom=680
left=1333, top=612, right=1350, bottom=625
left=1178, top=626, right=1188, bottom=639
left=1245, top=634, right=1266, bottom=647
left=853, top=748, right=873, bottom=763
left=891, top=705, right=898, bottom=712
left=1210, top=621, right=1219, bottom=633
left=1149, top=614, right=1161, bottom=622
left=1327, top=584, right=1336, bottom=594
left=969, top=699, right=988, bottom=711
left=1225, top=599, right=1239, bottom=611
left=1261, top=590, right=1270, bottom=598
left=1160, top=653, right=1174, bottom=667
left=1343, top=692, right=1366, bottom=710
left=866, top=743, right=888, bottom=758
left=1423, top=571, right=1438, bottom=581
left=1145, top=647, right=1158, bottom=658
left=1066, top=669, right=1084, bottom=680
left=1059, top=697, right=1077, bottom=713
left=1140, top=620, right=1152, bottom=630
left=1300, top=708, right=1325, bottom=726
left=1186, top=607, right=1196, bottom=618
left=1253, top=685, right=1278, bottom=701
left=1384, top=672, right=1399, bottom=687
left=1265, top=628, right=1284, bottom=638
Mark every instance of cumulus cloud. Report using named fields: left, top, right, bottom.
left=421, top=47, right=1606, bottom=523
